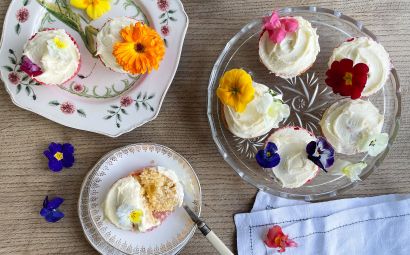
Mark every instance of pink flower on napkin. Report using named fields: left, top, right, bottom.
left=264, top=225, right=297, bottom=253
left=263, top=11, right=299, bottom=44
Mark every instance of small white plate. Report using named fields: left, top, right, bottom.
left=0, top=0, right=188, bottom=137
left=79, top=144, right=202, bottom=255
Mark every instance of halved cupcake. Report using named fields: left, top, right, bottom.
left=103, top=166, right=183, bottom=232
left=21, top=29, right=81, bottom=85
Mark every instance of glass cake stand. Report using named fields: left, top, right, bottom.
left=207, top=6, right=401, bottom=201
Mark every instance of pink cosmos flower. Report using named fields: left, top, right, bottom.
left=8, top=72, right=20, bottom=85
left=264, top=225, right=297, bottom=253
left=120, top=96, right=133, bottom=107
left=73, top=84, right=85, bottom=92
left=20, top=56, right=43, bottom=77
left=262, top=11, right=299, bottom=44
left=157, top=0, right=169, bottom=12
left=60, top=102, right=76, bottom=114
left=16, top=8, right=29, bottom=23
left=161, top=25, right=170, bottom=36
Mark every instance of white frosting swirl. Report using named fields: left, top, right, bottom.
left=23, top=29, right=80, bottom=85
left=224, top=82, right=290, bottom=138
left=319, top=99, right=384, bottom=155
left=259, top=16, right=320, bottom=78
left=268, top=127, right=318, bottom=188
left=328, top=37, right=391, bottom=96
left=96, top=17, right=137, bottom=73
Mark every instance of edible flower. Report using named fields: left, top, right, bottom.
left=360, top=133, right=389, bottom=157
left=43, top=142, right=75, bottom=172
left=306, top=137, right=335, bottom=172
left=129, top=209, right=144, bottom=224
left=262, top=11, right=299, bottom=44
left=70, top=0, right=111, bottom=20
left=40, top=196, right=65, bottom=223
left=53, top=37, right=67, bottom=49
left=20, top=56, right=43, bottom=77
left=216, top=69, right=255, bottom=112
left=256, top=142, right=280, bottom=168
left=328, top=159, right=367, bottom=182
left=325, top=59, right=369, bottom=99
left=113, top=22, right=166, bottom=75
left=264, top=225, right=297, bottom=253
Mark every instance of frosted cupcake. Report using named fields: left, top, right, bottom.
left=103, top=166, right=183, bottom=232
left=21, top=29, right=80, bottom=85
left=328, top=37, right=391, bottom=97
left=263, top=127, right=319, bottom=188
left=319, top=99, right=386, bottom=155
left=97, top=17, right=166, bottom=75
left=259, top=11, right=320, bottom=79
left=216, top=69, right=290, bottom=139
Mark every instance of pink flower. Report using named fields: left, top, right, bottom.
left=16, top=8, right=29, bottom=23
left=60, top=102, right=76, bottom=114
left=8, top=72, right=20, bottom=85
left=73, top=84, right=85, bottom=92
left=157, top=0, right=169, bottom=11
left=264, top=225, right=297, bottom=253
left=161, top=25, right=170, bottom=36
left=262, top=11, right=299, bottom=44
left=20, top=56, right=43, bottom=77
left=120, top=96, right=133, bottom=107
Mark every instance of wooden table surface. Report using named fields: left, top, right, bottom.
left=0, top=0, right=409, bottom=254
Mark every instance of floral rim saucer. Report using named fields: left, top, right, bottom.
left=0, top=0, right=188, bottom=137
left=79, top=143, right=202, bottom=255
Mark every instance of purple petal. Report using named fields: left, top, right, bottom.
left=308, top=155, right=325, bottom=171
left=20, top=56, right=43, bottom=77
left=266, top=142, right=278, bottom=153
left=256, top=149, right=281, bottom=168
left=317, top=137, right=335, bottom=154
left=47, top=197, right=64, bottom=210
left=43, top=150, right=54, bottom=160
left=306, top=141, right=317, bottom=156
left=48, top=158, right=63, bottom=172
left=40, top=207, right=49, bottom=217
left=45, top=210, right=64, bottom=223
left=43, top=196, right=49, bottom=208
left=61, top=154, right=74, bottom=168
left=62, top=143, right=74, bottom=154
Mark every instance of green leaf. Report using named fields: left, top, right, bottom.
left=8, top=49, right=14, bottom=55
left=160, top=19, right=167, bottom=24
left=15, top=24, right=21, bottom=35
left=168, top=10, right=176, bottom=14
left=116, top=123, right=120, bottom=128
left=121, top=108, right=128, bottom=115
left=137, top=92, right=142, bottom=99
left=16, top=84, right=22, bottom=94
left=49, top=100, right=60, bottom=106
left=25, top=86, right=31, bottom=96
left=3, top=66, right=13, bottom=72
left=23, top=0, right=30, bottom=6
left=77, top=109, right=86, bottom=117
left=107, top=110, right=116, bottom=114
left=8, top=57, right=16, bottom=65
left=148, top=94, right=155, bottom=100
left=169, top=17, right=177, bottom=22
left=22, top=75, right=29, bottom=82
left=111, top=105, right=119, bottom=109
left=159, top=13, right=166, bottom=19
left=32, top=94, right=37, bottom=100
left=117, top=114, right=122, bottom=122
left=135, top=102, right=140, bottom=110
left=104, top=115, right=112, bottom=120
left=150, top=106, right=154, bottom=112
left=142, top=102, right=147, bottom=109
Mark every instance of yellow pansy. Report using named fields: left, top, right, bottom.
left=216, top=69, right=255, bottom=113
left=70, top=0, right=111, bottom=20
left=53, top=37, right=67, bottom=49
left=129, top=209, right=143, bottom=224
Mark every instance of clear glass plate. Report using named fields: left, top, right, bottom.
left=207, top=6, right=401, bottom=201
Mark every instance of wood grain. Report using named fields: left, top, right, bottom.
left=0, top=0, right=409, bottom=254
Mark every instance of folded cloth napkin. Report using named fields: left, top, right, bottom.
left=235, top=192, right=410, bottom=255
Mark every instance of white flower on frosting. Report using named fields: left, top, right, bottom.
left=328, top=159, right=367, bottom=182
left=116, top=204, right=139, bottom=228
left=359, top=133, right=389, bottom=157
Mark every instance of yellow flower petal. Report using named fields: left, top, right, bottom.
left=70, top=0, right=89, bottom=9
left=86, top=0, right=111, bottom=20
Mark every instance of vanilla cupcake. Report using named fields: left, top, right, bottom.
left=266, top=127, right=319, bottom=188
left=103, top=166, right=183, bottom=232
left=259, top=12, right=320, bottom=79
left=96, top=17, right=165, bottom=75
left=328, top=37, right=391, bottom=97
left=21, top=29, right=80, bottom=85
left=319, top=99, right=384, bottom=155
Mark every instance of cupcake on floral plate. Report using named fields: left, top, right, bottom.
left=96, top=17, right=166, bottom=75
left=216, top=68, right=290, bottom=139
left=327, top=37, right=391, bottom=97
left=21, top=29, right=81, bottom=85
left=259, top=11, right=320, bottom=79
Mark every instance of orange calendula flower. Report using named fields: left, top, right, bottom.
left=113, top=22, right=166, bottom=75
left=216, top=69, right=255, bottom=112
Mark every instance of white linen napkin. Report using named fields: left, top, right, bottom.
left=235, top=192, right=410, bottom=255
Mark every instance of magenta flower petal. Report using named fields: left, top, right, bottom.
left=262, top=11, right=299, bottom=44
left=269, top=28, right=287, bottom=44
left=282, top=18, right=299, bottom=33
left=20, top=56, right=43, bottom=77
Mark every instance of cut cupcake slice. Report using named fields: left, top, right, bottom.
left=259, top=12, right=320, bottom=79
left=328, top=37, right=391, bottom=97
left=319, top=99, right=384, bottom=155
left=21, top=29, right=81, bottom=85
left=267, top=126, right=319, bottom=188
left=103, top=166, right=184, bottom=233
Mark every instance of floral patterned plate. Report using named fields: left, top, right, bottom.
left=0, top=0, right=188, bottom=137
left=79, top=143, right=202, bottom=255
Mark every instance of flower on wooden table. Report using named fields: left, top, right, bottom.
left=40, top=196, right=65, bottom=223
left=265, top=225, right=297, bottom=253
left=325, top=59, right=369, bottom=99
left=216, top=69, right=255, bottom=113
left=306, top=137, right=335, bottom=172
left=256, top=142, right=280, bottom=168
left=44, top=142, right=75, bottom=172
left=262, top=11, right=299, bottom=44
left=70, top=0, right=111, bottom=20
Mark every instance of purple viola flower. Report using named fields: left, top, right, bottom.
left=20, top=56, right=43, bottom=77
left=306, top=137, right=335, bottom=172
left=256, top=142, right=281, bottom=168
left=43, top=142, right=75, bottom=172
left=40, top=196, right=65, bottom=223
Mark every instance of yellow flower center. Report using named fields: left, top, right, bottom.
left=129, top=209, right=143, bottom=224
left=343, top=72, right=353, bottom=86
left=54, top=152, right=64, bottom=161
left=53, top=37, right=67, bottom=49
